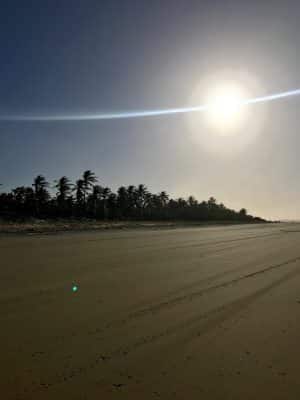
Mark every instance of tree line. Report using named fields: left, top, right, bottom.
left=0, top=170, right=265, bottom=222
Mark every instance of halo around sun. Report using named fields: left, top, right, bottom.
left=187, top=72, right=266, bottom=154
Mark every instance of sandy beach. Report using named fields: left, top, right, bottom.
left=1, top=223, right=300, bottom=399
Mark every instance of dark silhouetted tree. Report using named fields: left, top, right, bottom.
left=74, top=179, right=85, bottom=215
left=54, top=176, right=72, bottom=216
left=32, top=175, right=50, bottom=217
left=82, top=170, right=97, bottom=203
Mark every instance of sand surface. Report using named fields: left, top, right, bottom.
left=1, top=223, right=300, bottom=399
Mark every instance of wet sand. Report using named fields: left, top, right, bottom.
left=1, top=223, right=300, bottom=399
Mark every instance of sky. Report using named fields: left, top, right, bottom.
left=1, top=0, right=300, bottom=220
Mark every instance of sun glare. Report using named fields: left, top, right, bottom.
left=205, top=83, right=247, bottom=134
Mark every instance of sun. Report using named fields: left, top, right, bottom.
left=205, top=83, right=247, bottom=134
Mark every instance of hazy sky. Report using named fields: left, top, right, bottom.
left=1, top=0, right=300, bottom=220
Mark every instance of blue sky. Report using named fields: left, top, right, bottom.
left=1, top=0, right=300, bottom=219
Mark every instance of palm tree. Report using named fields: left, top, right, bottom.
left=117, top=186, right=128, bottom=218
left=208, top=196, right=217, bottom=208
left=101, top=187, right=111, bottom=219
left=101, top=187, right=111, bottom=199
left=107, top=192, right=117, bottom=218
left=177, top=197, right=187, bottom=207
left=54, top=176, right=72, bottom=216
left=82, top=170, right=97, bottom=203
left=207, top=197, right=218, bottom=220
left=32, top=175, right=49, bottom=216
left=91, top=185, right=103, bottom=198
left=12, top=186, right=35, bottom=215
left=144, top=192, right=153, bottom=207
left=127, top=185, right=136, bottom=204
left=33, top=175, right=48, bottom=193
left=135, top=184, right=148, bottom=217
left=54, top=176, right=72, bottom=202
left=239, top=208, right=247, bottom=217
left=74, top=179, right=85, bottom=211
left=126, top=185, right=137, bottom=217
left=158, top=191, right=169, bottom=207
left=90, top=185, right=103, bottom=217
left=187, top=195, right=198, bottom=207
left=135, top=184, right=148, bottom=218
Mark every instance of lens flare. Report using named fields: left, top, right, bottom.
left=72, top=285, right=78, bottom=293
left=1, top=88, right=300, bottom=122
